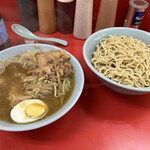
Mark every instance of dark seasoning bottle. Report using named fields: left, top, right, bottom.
left=56, top=0, right=75, bottom=34
left=0, top=15, right=10, bottom=50
left=17, top=0, right=39, bottom=32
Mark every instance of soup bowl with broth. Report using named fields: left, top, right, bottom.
left=83, top=27, right=150, bottom=95
left=0, top=44, right=84, bottom=131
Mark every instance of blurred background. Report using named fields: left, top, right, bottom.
left=0, top=0, right=150, bottom=32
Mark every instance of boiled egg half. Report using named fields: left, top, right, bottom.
left=10, top=99, right=48, bottom=124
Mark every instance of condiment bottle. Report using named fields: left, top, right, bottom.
left=95, top=0, right=118, bottom=31
left=16, top=0, right=39, bottom=32
left=37, top=0, right=57, bottom=34
left=56, top=0, right=75, bottom=34
left=124, top=0, right=149, bottom=29
left=0, top=15, right=10, bottom=50
left=73, top=0, right=93, bottom=39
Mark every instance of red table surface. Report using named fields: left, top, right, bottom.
left=1, top=21, right=150, bottom=150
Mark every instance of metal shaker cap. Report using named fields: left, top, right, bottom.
left=129, top=0, right=149, bottom=9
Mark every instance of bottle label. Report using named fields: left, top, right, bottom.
left=0, top=18, right=8, bottom=45
left=131, top=11, right=145, bottom=25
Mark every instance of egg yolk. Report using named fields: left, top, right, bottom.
left=25, top=103, right=46, bottom=119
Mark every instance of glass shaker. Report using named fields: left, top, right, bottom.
left=124, top=0, right=149, bottom=28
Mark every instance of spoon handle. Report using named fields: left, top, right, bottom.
left=35, top=37, right=68, bottom=46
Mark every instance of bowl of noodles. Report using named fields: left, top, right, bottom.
left=83, top=27, right=150, bottom=95
left=0, top=43, right=84, bottom=131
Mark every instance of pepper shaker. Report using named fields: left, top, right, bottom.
left=124, top=0, right=149, bottom=28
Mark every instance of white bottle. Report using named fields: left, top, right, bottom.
left=73, top=0, right=93, bottom=39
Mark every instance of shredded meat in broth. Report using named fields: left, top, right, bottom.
left=19, top=50, right=75, bottom=99
left=0, top=49, right=75, bottom=107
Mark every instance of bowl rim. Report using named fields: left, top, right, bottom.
left=83, top=27, right=150, bottom=92
left=0, top=43, right=84, bottom=131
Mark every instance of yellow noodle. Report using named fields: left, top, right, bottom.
left=91, top=35, right=150, bottom=88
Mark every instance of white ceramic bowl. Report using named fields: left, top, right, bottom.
left=83, top=27, right=150, bottom=95
left=0, top=43, right=84, bottom=131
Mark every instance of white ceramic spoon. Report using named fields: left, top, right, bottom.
left=11, top=24, right=68, bottom=46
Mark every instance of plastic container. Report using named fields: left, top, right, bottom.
left=124, top=0, right=149, bottom=28
left=95, top=0, right=118, bottom=31
left=73, top=0, right=93, bottom=39
left=0, top=15, right=10, bottom=50
left=56, top=0, right=75, bottom=34
left=37, top=0, right=57, bottom=34
left=16, top=0, right=39, bottom=32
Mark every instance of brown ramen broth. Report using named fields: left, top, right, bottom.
left=0, top=50, right=75, bottom=123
